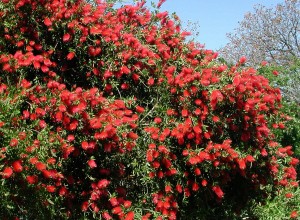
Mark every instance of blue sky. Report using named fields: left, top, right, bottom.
left=154, top=0, right=284, bottom=50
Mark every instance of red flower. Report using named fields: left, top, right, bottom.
left=112, top=206, right=122, bottom=215
left=67, top=52, right=75, bottom=60
left=81, top=141, right=89, bottom=150
left=12, top=160, right=23, bottom=173
left=125, top=211, right=134, bottom=220
left=136, top=106, right=145, bottom=113
left=239, top=56, right=247, bottom=64
left=2, top=167, right=13, bottom=179
left=63, top=33, right=71, bottom=42
left=157, top=0, right=166, bottom=8
left=46, top=185, right=56, bottom=193
left=35, top=162, right=46, bottom=171
left=181, top=109, right=188, bottom=117
left=109, top=197, right=119, bottom=206
left=154, top=117, right=162, bottom=124
left=97, top=179, right=110, bottom=189
left=192, top=182, right=199, bottom=191
left=212, top=185, right=224, bottom=198
left=291, top=210, right=298, bottom=219
left=87, top=159, right=97, bottom=169
left=9, top=138, right=18, bottom=147
left=102, top=212, right=112, bottom=220
left=81, top=201, right=89, bottom=212
left=123, top=200, right=132, bottom=208
left=26, top=175, right=38, bottom=184
left=44, top=17, right=52, bottom=26
left=237, top=159, right=246, bottom=170
left=285, top=193, right=293, bottom=198
left=128, top=132, right=138, bottom=140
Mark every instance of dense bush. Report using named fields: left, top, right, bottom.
left=0, top=0, right=299, bottom=219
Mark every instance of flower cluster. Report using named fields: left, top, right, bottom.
left=0, top=0, right=298, bottom=219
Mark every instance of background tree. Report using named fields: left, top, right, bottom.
left=219, top=0, right=300, bottom=67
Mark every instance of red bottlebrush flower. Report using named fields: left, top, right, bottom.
left=184, top=187, right=191, bottom=197
left=278, top=123, right=285, bottom=129
left=59, top=104, right=67, bottom=112
left=39, top=120, right=47, bottom=129
left=26, top=175, right=38, bottom=184
left=112, top=206, right=122, bottom=215
left=193, top=125, right=202, bottom=134
left=261, top=148, right=268, bottom=156
left=97, top=179, right=110, bottom=189
left=2, top=167, right=13, bottom=178
left=245, top=155, right=255, bottom=162
left=194, top=167, right=201, bottom=176
left=121, top=66, right=130, bottom=74
left=123, top=200, right=132, bottom=208
left=63, top=33, right=71, bottom=42
left=9, top=138, right=18, bottom=147
left=237, top=159, right=246, bottom=170
left=81, top=141, right=89, bottom=150
left=89, top=118, right=102, bottom=129
left=189, top=156, right=200, bottom=165
left=154, top=117, right=162, bottom=124
left=146, top=150, right=154, bottom=162
left=290, top=158, right=299, bottom=166
left=44, top=17, right=52, bottom=26
left=46, top=185, right=56, bottom=193
left=88, top=159, right=97, bottom=169
left=291, top=210, right=298, bottom=219
left=59, top=186, right=68, bottom=196
left=261, top=61, right=268, bottom=66
left=18, top=132, right=26, bottom=140
left=109, top=197, right=119, bottom=207
left=152, top=161, right=160, bottom=169
left=147, top=77, right=155, bottom=86
left=157, top=0, right=166, bottom=8
left=67, top=52, right=75, bottom=60
left=29, top=157, right=38, bottom=165
left=67, top=134, right=75, bottom=142
left=81, top=201, right=89, bottom=212
left=285, top=193, right=293, bottom=198
left=41, top=65, right=49, bottom=72
left=42, top=170, right=53, bottom=179
left=192, top=182, right=199, bottom=191
left=239, top=56, right=247, bottom=64
left=136, top=105, right=145, bottom=113
left=212, top=185, right=224, bottom=198
left=35, top=162, right=46, bottom=171
left=175, top=184, right=183, bottom=193
left=210, top=90, right=223, bottom=109
left=181, top=109, right=188, bottom=117
left=125, top=211, right=134, bottom=220
left=12, top=160, right=23, bottom=173
left=132, top=73, right=140, bottom=81
left=165, top=185, right=172, bottom=193
left=212, top=116, right=220, bottom=122
left=47, top=158, right=56, bottom=165
left=128, top=132, right=138, bottom=140
left=102, top=212, right=112, bottom=220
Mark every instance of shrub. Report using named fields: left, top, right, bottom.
left=0, top=0, right=298, bottom=219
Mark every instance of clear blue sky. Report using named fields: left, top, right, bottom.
left=147, top=0, right=284, bottom=50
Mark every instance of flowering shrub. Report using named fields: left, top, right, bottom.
left=0, top=0, right=298, bottom=219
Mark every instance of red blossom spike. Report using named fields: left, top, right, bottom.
left=2, top=167, right=13, bottom=179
